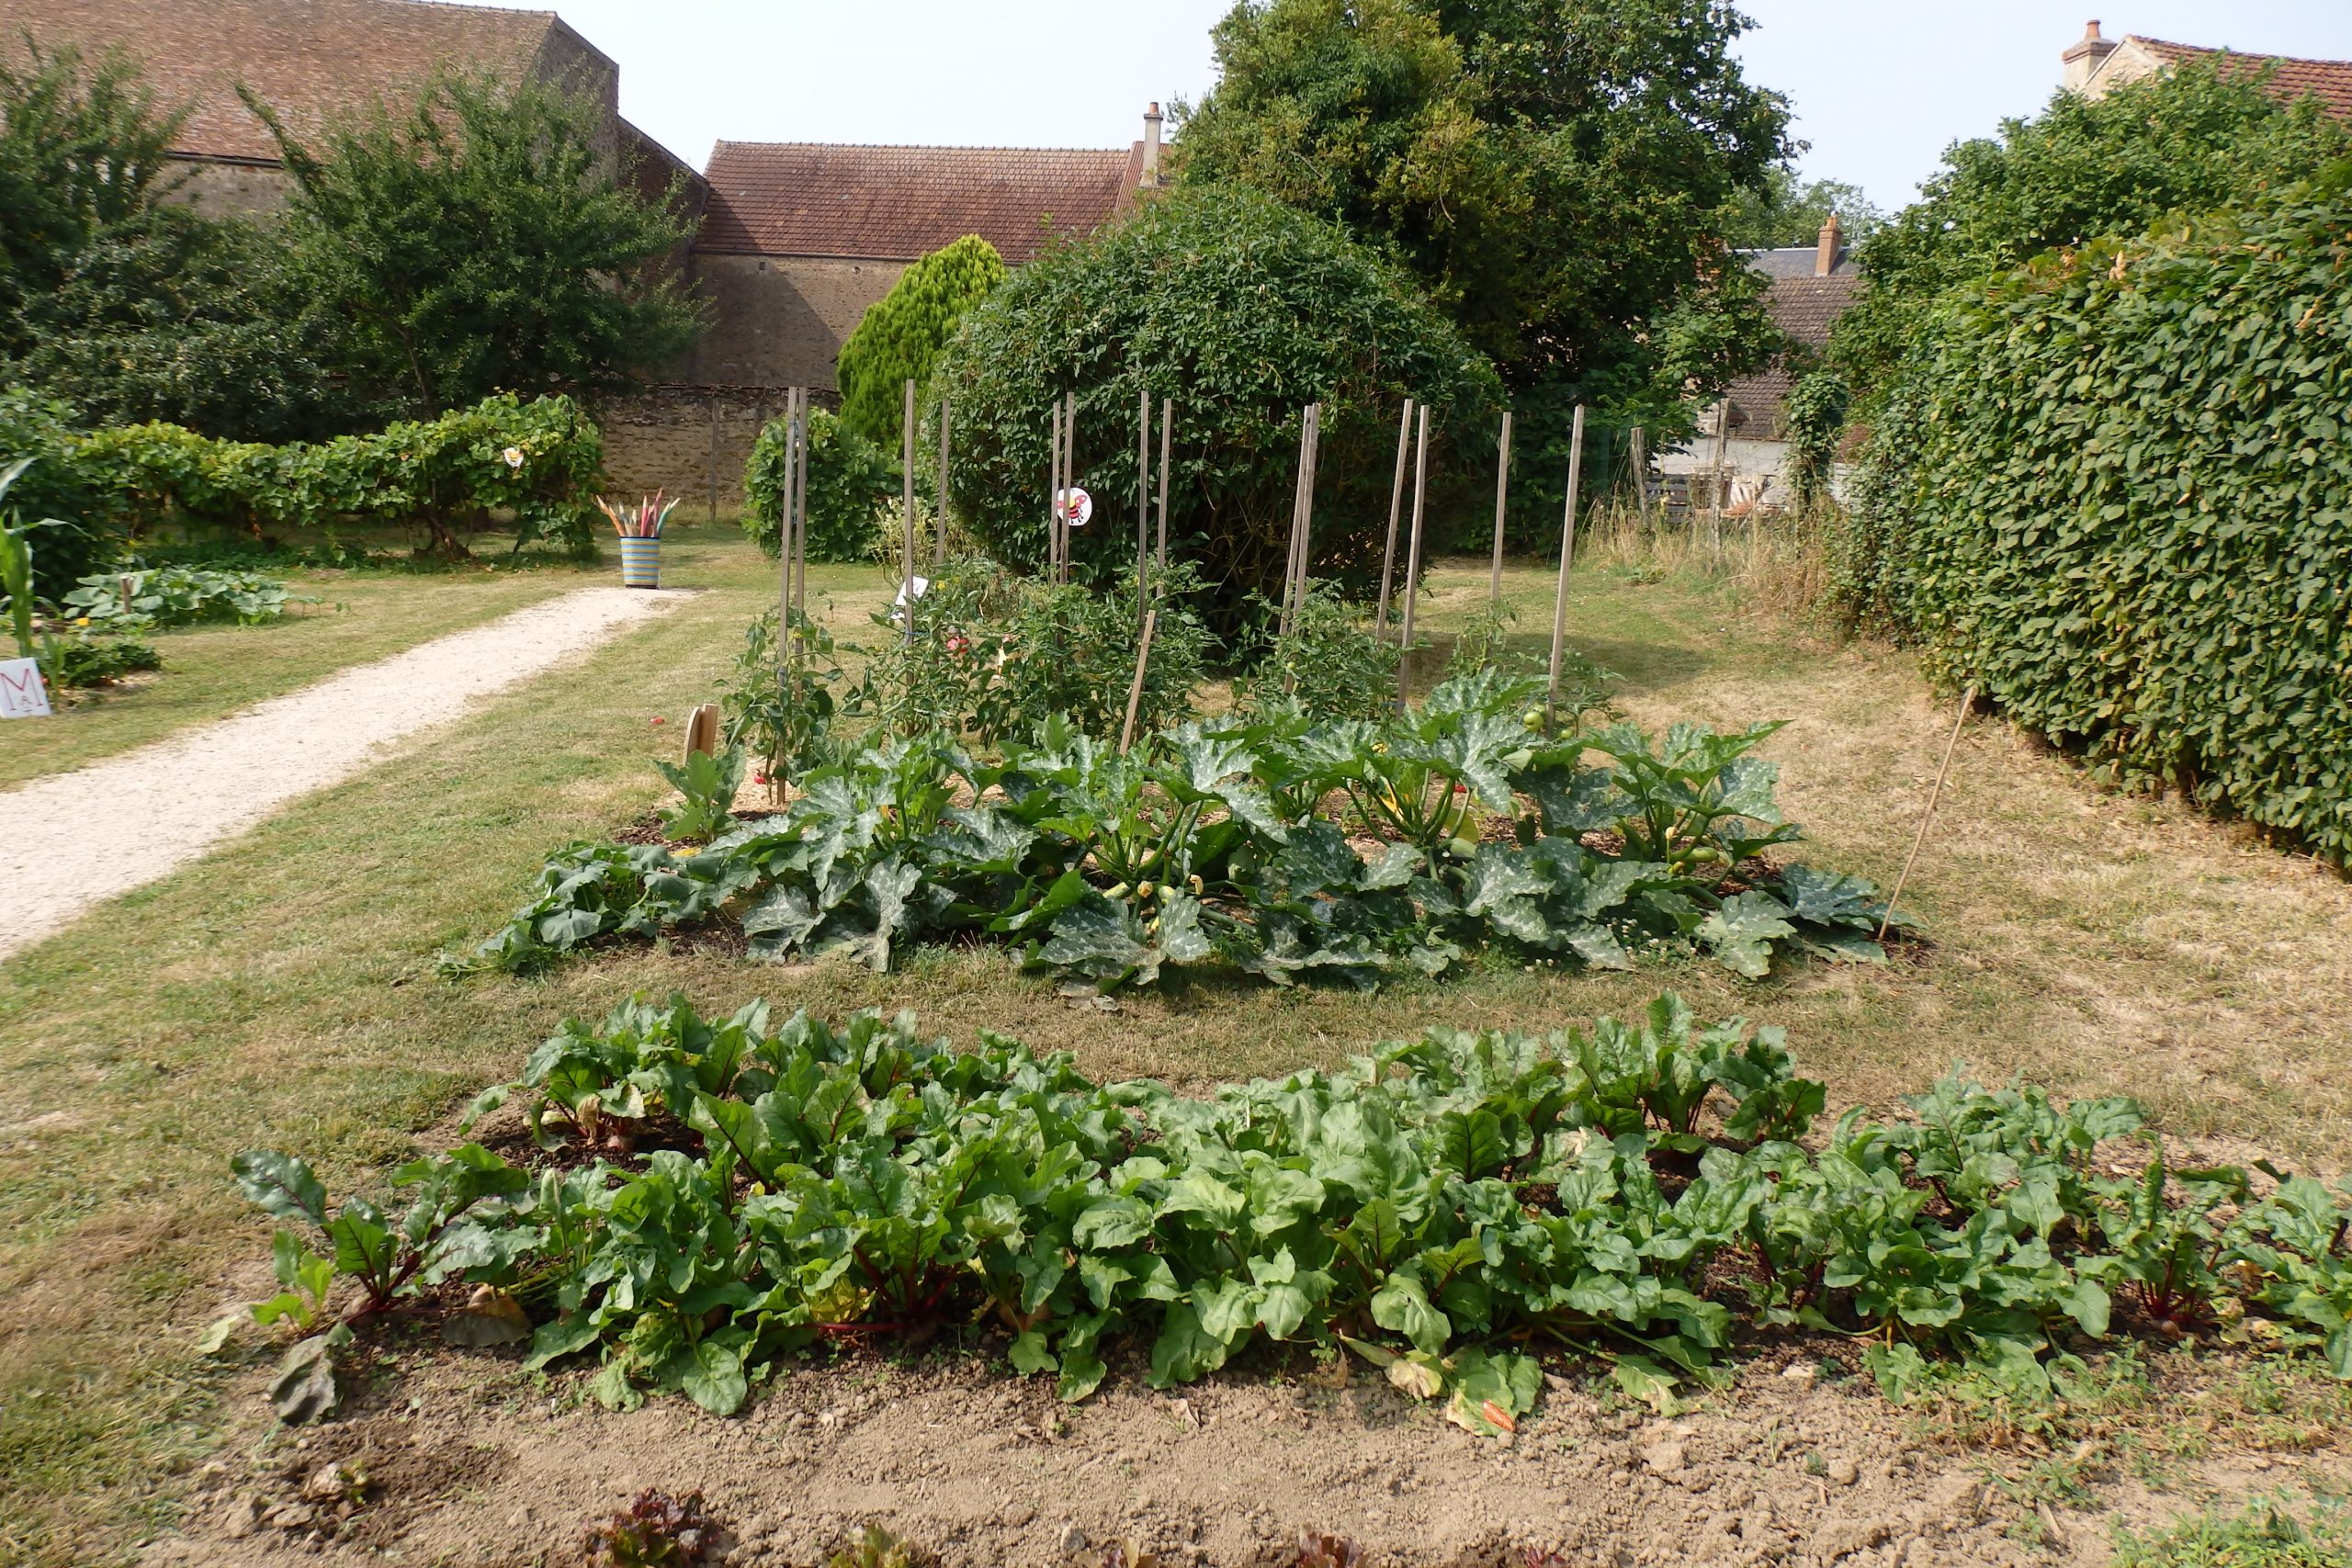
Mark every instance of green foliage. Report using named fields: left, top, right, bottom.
left=0, top=395, right=116, bottom=595
left=657, top=748, right=747, bottom=845
left=741, top=408, right=896, bottom=565
left=468, top=673, right=1894, bottom=987
left=929, top=184, right=1497, bottom=645
left=1238, top=584, right=1400, bottom=723
left=1718, top=170, right=1884, bottom=250
left=836, top=235, right=1007, bottom=445
left=62, top=563, right=298, bottom=628
left=38, top=627, right=159, bottom=690
left=1839, top=164, right=2352, bottom=863
left=236, top=995, right=2352, bottom=1424
left=65, top=392, right=605, bottom=558
left=718, top=608, right=843, bottom=795
left=251, top=70, right=707, bottom=419
left=2110, top=1495, right=2352, bottom=1568
left=1781, top=372, right=1849, bottom=513
left=1834, top=61, right=2351, bottom=400
left=1175, top=0, right=1791, bottom=414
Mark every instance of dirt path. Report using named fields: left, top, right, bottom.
left=0, top=586, right=689, bottom=961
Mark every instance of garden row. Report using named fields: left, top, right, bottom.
left=232, top=989, right=2352, bottom=1428
left=466, top=671, right=1896, bottom=991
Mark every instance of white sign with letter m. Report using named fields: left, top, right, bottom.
left=0, top=657, right=51, bottom=718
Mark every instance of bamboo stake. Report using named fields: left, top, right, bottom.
left=1375, top=397, right=1413, bottom=639
left=901, top=378, right=917, bottom=642
left=1119, top=610, right=1159, bottom=755
left=935, top=396, right=951, bottom=566
left=1488, top=409, right=1513, bottom=608
left=1397, top=403, right=1431, bottom=705
left=1877, top=688, right=1976, bottom=942
left=1544, top=403, right=1589, bottom=735
left=1155, top=400, right=1171, bottom=585
left=1136, top=386, right=1151, bottom=624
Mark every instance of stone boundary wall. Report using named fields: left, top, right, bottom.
left=596, top=385, right=839, bottom=517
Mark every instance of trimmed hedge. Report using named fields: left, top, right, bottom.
left=62, top=392, right=605, bottom=557
left=741, top=406, right=895, bottom=565
left=1840, top=164, right=2352, bottom=862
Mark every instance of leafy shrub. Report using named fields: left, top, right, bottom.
left=656, top=747, right=746, bottom=844
left=718, top=607, right=843, bottom=796
left=1840, top=164, right=2352, bottom=862
left=234, top=995, right=2352, bottom=1424
left=929, top=184, right=1498, bottom=645
left=40, top=628, right=158, bottom=689
left=741, top=406, right=895, bottom=565
left=835, top=235, right=1006, bottom=445
left=465, top=672, right=1895, bottom=988
left=847, top=558, right=1212, bottom=745
left=62, top=563, right=298, bottom=628
left=65, top=391, right=604, bottom=557
left=0, top=396, right=116, bottom=596
left=1237, top=583, right=1398, bottom=723
left=1781, top=371, right=1849, bottom=513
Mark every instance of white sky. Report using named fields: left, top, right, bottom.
left=495, top=0, right=2352, bottom=213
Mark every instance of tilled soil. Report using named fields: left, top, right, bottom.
left=142, top=1336, right=2337, bottom=1568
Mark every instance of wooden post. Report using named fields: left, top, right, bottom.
left=1280, top=404, right=1318, bottom=640
left=1488, top=409, right=1513, bottom=608
left=682, top=702, right=721, bottom=762
left=1119, top=610, right=1159, bottom=755
left=1376, top=397, right=1413, bottom=639
left=1631, top=424, right=1649, bottom=523
left=935, top=396, right=951, bottom=566
left=1297, top=402, right=1319, bottom=618
left=1544, top=403, right=1589, bottom=735
left=1878, top=687, right=1976, bottom=942
left=791, top=387, right=809, bottom=616
left=1706, top=399, right=1730, bottom=556
left=1136, top=386, right=1151, bottom=623
left=901, top=378, right=917, bottom=640
left=1046, top=399, right=1062, bottom=582
left=1063, top=391, right=1079, bottom=586
left=776, top=392, right=796, bottom=667
left=1155, top=399, right=1171, bottom=586
left=1397, top=403, right=1431, bottom=705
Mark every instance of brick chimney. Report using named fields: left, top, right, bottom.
left=1815, top=212, right=1841, bottom=276
left=1141, top=103, right=1163, bottom=187
left=2063, top=20, right=2117, bottom=91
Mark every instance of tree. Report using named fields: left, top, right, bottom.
left=835, top=235, right=1007, bottom=446
left=930, top=184, right=1497, bottom=645
left=1176, top=0, right=1792, bottom=399
left=251, top=71, right=707, bottom=418
left=1833, top=60, right=2351, bottom=398
left=1718, top=170, right=1884, bottom=249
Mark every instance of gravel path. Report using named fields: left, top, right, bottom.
left=0, top=586, right=689, bottom=961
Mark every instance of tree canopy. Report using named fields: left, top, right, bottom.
left=253, top=71, right=707, bottom=419
left=836, top=235, right=1008, bottom=446
left=1718, top=170, right=1884, bottom=250
left=931, top=183, right=1497, bottom=644
left=1832, top=60, right=2352, bottom=398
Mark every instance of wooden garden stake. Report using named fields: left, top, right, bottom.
left=1544, top=403, right=1589, bottom=735
left=1877, top=687, right=1976, bottom=942
left=1488, top=409, right=1513, bottom=607
left=935, top=396, right=951, bottom=566
left=776, top=389, right=797, bottom=666
left=1279, top=406, right=1310, bottom=640
left=1119, top=610, right=1159, bottom=755
left=901, top=378, right=918, bottom=641
left=1630, top=425, right=1649, bottom=521
left=1375, top=398, right=1413, bottom=639
left=1706, top=398, right=1731, bottom=557
left=1136, top=387, right=1151, bottom=623
left=1155, top=399, right=1171, bottom=585
left=1397, top=403, right=1431, bottom=704
left=1063, top=392, right=1079, bottom=586
left=790, top=387, right=809, bottom=616
left=1046, top=399, right=1063, bottom=582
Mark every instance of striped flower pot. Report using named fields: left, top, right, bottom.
left=618, top=536, right=662, bottom=589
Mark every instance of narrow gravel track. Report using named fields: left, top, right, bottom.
left=0, top=585, right=689, bottom=961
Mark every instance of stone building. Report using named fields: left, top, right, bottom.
left=2063, top=20, right=2352, bottom=112
left=0, top=0, right=1159, bottom=508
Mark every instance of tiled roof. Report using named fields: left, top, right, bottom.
left=697, top=141, right=1143, bottom=264
left=0, top=0, right=567, bottom=162
left=1722, top=272, right=1861, bottom=439
left=1744, top=244, right=1856, bottom=279
left=2129, top=36, right=2352, bottom=118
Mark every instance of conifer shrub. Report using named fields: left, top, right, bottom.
left=834, top=235, right=1007, bottom=446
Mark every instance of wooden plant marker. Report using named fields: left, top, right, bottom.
left=1376, top=397, right=1413, bottom=639
left=1878, top=687, right=1977, bottom=942
left=1544, top=403, right=1589, bottom=736
left=682, top=702, right=721, bottom=763
left=1488, top=409, right=1513, bottom=608
left=1119, top=610, right=1159, bottom=755
left=1396, top=403, right=1431, bottom=704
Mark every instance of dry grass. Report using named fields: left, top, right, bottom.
left=1, top=531, right=2348, bottom=1562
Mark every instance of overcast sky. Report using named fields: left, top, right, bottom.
left=500, top=1, right=2352, bottom=214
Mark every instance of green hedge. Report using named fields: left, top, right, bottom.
left=1840, top=164, right=2352, bottom=862
left=741, top=405, right=894, bottom=564
left=62, top=392, right=605, bottom=556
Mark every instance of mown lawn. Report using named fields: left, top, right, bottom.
left=2, top=554, right=609, bottom=790
left=2, top=528, right=2347, bottom=1563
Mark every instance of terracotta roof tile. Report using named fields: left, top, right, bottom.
left=2129, top=36, right=2352, bottom=118
left=1723, top=272, right=1860, bottom=438
left=698, top=141, right=1141, bottom=264
left=0, top=0, right=566, bottom=162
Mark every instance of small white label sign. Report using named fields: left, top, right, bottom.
left=0, top=657, right=52, bottom=719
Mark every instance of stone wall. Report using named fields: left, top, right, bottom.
left=686, top=253, right=909, bottom=389
left=598, top=385, right=845, bottom=516
left=168, top=157, right=296, bottom=219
